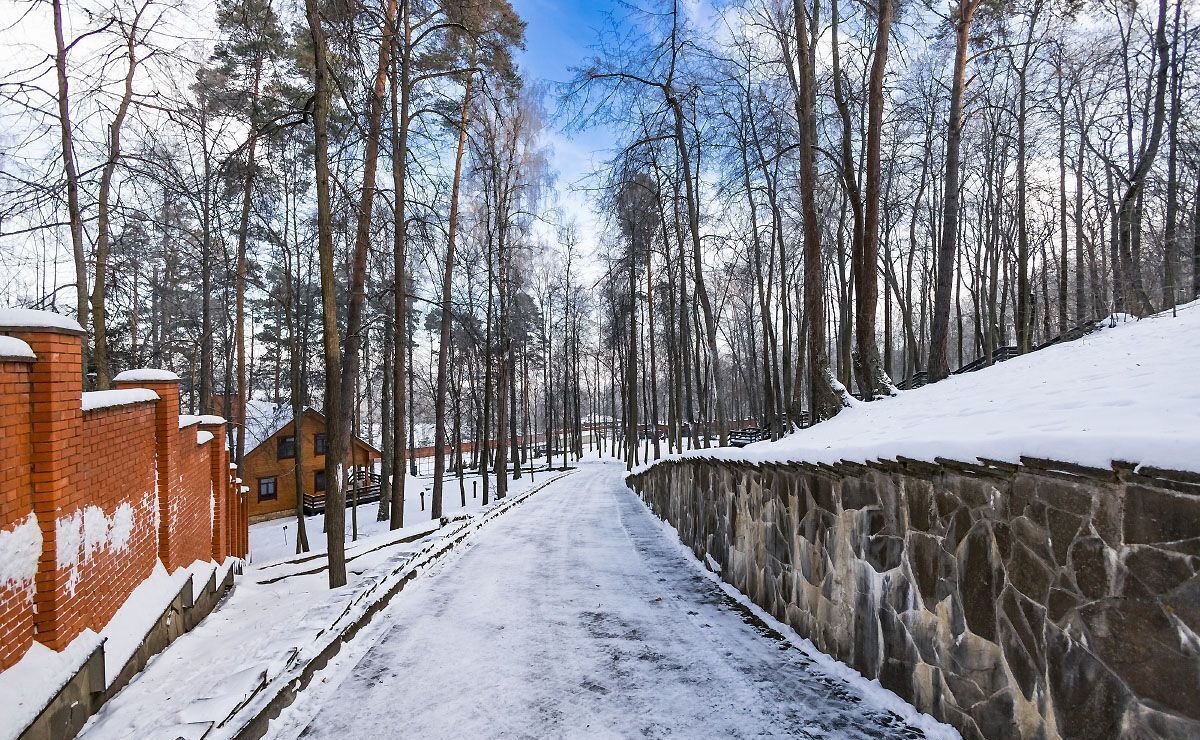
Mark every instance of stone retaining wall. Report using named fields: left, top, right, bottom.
left=627, top=456, right=1200, bottom=739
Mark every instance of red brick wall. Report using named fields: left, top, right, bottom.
left=63, top=405, right=160, bottom=641
left=201, top=421, right=230, bottom=560
left=0, top=316, right=249, bottom=670
left=23, top=330, right=84, bottom=651
left=168, top=424, right=215, bottom=570
left=0, top=358, right=35, bottom=670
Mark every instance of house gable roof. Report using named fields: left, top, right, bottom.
left=243, top=400, right=381, bottom=458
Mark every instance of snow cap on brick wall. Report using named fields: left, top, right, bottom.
left=82, top=388, right=160, bottom=411
left=0, top=308, right=84, bottom=333
left=113, top=368, right=180, bottom=382
left=196, top=414, right=226, bottom=425
left=0, top=335, right=35, bottom=360
left=196, top=431, right=214, bottom=445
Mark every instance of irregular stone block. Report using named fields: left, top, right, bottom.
left=958, top=522, right=1000, bottom=642
left=1069, top=535, right=1112, bottom=601
left=1121, top=545, right=1198, bottom=595
left=627, top=455, right=1200, bottom=740
left=1124, top=485, right=1200, bottom=545
left=1076, top=597, right=1200, bottom=719
left=1007, top=539, right=1055, bottom=604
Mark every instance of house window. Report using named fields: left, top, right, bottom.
left=277, top=435, right=295, bottom=459
left=258, top=477, right=278, bottom=502
left=314, top=469, right=326, bottom=492
left=314, top=433, right=327, bottom=456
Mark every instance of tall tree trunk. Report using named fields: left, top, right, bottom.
left=1193, top=177, right=1200, bottom=300
left=233, top=50, right=265, bottom=465
left=431, top=64, right=475, bottom=519
left=1117, top=0, right=1169, bottom=317
left=1074, top=122, right=1088, bottom=320
left=1162, top=0, right=1183, bottom=310
left=389, top=0, right=411, bottom=530
left=829, top=0, right=863, bottom=396
left=1014, top=4, right=1041, bottom=353
left=91, top=13, right=142, bottom=388
left=1057, top=56, right=1069, bottom=332
left=790, top=0, right=841, bottom=420
left=929, top=0, right=981, bottom=381
left=341, top=0, right=397, bottom=502
left=377, top=301, right=393, bottom=522
left=856, top=0, right=894, bottom=398
left=52, top=0, right=88, bottom=339
left=626, top=250, right=638, bottom=470
left=666, top=95, right=728, bottom=444
left=303, top=0, right=346, bottom=587
left=480, top=243, right=494, bottom=502
left=200, top=125, right=214, bottom=414
left=285, top=230, right=310, bottom=554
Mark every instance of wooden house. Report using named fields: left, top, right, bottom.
left=219, top=397, right=381, bottom=522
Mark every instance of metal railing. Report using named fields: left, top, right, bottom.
left=302, top=470, right=382, bottom=514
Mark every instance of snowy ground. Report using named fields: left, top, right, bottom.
left=0, top=559, right=236, bottom=740
left=79, top=470, right=563, bottom=740
left=640, top=303, right=1200, bottom=475
left=265, top=460, right=956, bottom=740
left=249, top=469, right=565, bottom=563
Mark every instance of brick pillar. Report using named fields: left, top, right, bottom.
left=238, top=484, right=248, bottom=558
left=113, top=370, right=181, bottom=570
left=0, top=340, right=36, bottom=668
left=231, top=473, right=244, bottom=559
left=197, top=417, right=228, bottom=560
left=2, top=311, right=85, bottom=650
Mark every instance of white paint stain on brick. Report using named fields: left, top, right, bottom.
left=55, top=494, right=152, bottom=595
left=0, top=513, right=41, bottom=596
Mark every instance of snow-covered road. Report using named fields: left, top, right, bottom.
left=277, top=460, right=952, bottom=739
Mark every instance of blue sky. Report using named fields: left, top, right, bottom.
left=511, top=0, right=621, bottom=262
left=513, top=0, right=611, bottom=83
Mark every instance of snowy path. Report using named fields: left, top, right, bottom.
left=277, top=460, right=950, bottom=739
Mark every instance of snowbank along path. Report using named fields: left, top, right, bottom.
left=272, top=460, right=956, bottom=739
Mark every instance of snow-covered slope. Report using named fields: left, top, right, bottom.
left=648, top=302, right=1200, bottom=474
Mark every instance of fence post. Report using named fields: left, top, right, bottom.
left=0, top=327, right=41, bottom=666
left=197, top=415, right=229, bottom=561
left=1, top=311, right=85, bottom=650
left=113, top=369, right=183, bottom=570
